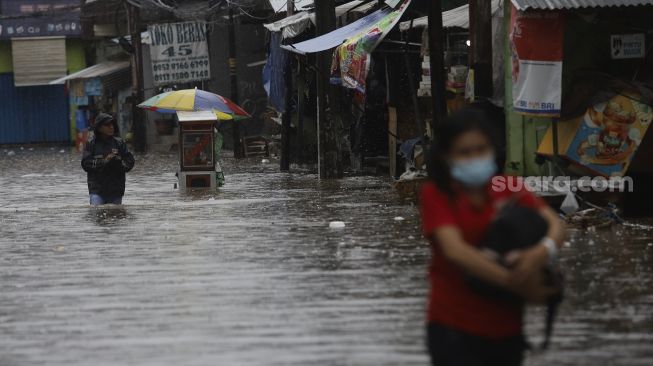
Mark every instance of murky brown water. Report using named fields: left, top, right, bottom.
left=1, top=147, right=652, bottom=365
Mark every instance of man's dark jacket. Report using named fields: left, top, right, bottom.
left=81, top=136, right=135, bottom=197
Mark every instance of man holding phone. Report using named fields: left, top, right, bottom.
left=81, top=113, right=135, bottom=205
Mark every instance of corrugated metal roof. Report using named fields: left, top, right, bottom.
left=264, top=0, right=376, bottom=36
left=511, top=0, right=653, bottom=10
left=399, top=0, right=502, bottom=31
left=49, top=61, right=130, bottom=85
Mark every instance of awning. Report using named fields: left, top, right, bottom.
left=50, top=61, right=131, bottom=85
left=268, top=0, right=314, bottom=13
left=399, top=0, right=502, bottom=31
left=263, top=0, right=377, bottom=39
left=282, top=3, right=404, bottom=55
left=511, top=0, right=653, bottom=10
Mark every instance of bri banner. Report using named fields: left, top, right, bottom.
left=510, top=6, right=565, bottom=117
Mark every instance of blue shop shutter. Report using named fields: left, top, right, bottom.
left=0, top=73, right=70, bottom=144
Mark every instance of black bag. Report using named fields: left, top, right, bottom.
left=466, top=200, right=564, bottom=349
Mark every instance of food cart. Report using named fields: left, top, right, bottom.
left=176, top=111, right=218, bottom=190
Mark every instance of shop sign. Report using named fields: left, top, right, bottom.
left=0, top=0, right=81, bottom=39
left=148, top=21, right=211, bottom=86
left=611, top=34, right=645, bottom=59
left=510, top=6, right=564, bottom=117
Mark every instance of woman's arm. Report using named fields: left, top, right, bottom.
left=433, top=226, right=512, bottom=288
left=434, top=225, right=558, bottom=302
left=540, top=205, right=567, bottom=248
left=511, top=205, right=567, bottom=284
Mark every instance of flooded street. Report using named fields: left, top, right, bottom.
left=1, top=147, right=652, bottom=366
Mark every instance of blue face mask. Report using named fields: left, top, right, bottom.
left=450, top=155, right=498, bottom=188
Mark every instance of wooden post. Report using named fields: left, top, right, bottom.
left=315, top=0, right=342, bottom=178
left=281, top=1, right=294, bottom=171
left=295, top=63, right=305, bottom=165
left=428, top=0, right=447, bottom=134
left=228, top=8, right=243, bottom=158
left=388, top=106, right=397, bottom=179
left=469, top=0, right=493, bottom=99
left=127, top=3, right=146, bottom=152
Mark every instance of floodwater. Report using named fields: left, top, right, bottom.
left=0, top=147, right=652, bottom=366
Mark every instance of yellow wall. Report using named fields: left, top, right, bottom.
left=0, top=42, right=13, bottom=73
left=65, top=39, right=88, bottom=142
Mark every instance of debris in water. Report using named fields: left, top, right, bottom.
left=329, top=221, right=345, bottom=229
left=7, top=150, right=15, bottom=156
left=59, top=149, right=65, bottom=153
left=394, top=216, right=405, bottom=221
left=261, top=159, right=270, bottom=164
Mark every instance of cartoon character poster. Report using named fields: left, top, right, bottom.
left=565, top=94, right=652, bottom=176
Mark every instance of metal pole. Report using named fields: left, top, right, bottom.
left=228, top=8, right=243, bottom=158
left=128, top=3, right=146, bottom=152
left=428, top=0, right=447, bottom=134
left=281, top=1, right=294, bottom=171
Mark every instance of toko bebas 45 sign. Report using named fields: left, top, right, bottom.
left=148, top=21, right=211, bottom=86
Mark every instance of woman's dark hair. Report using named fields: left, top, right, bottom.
left=427, top=107, right=502, bottom=197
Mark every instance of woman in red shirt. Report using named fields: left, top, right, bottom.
left=420, top=108, right=565, bottom=366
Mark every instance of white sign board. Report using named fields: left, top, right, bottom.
left=611, top=33, right=645, bottom=59
left=148, top=21, right=211, bottom=86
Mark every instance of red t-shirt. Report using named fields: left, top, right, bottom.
left=419, top=178, right=545, bottom=339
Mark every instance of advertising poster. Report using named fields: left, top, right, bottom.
left=510, top=6, right=564, bottom=117
left=565, top=94, right=653, bottom=177
left=148, top=21, right=211, bottom=86
left=330, top=0, right=411, bottom=94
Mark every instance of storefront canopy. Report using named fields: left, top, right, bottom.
left=49, top=61, right=131, bottom=85
left=263, top=0, right=377, bottom=39
left=511, top=0, right=653, bottom=10
left=281, top=1, right=413, bottom=55
left=268, top=0, right=314, bottom=13
left=399, top=0, right=502, bottom=31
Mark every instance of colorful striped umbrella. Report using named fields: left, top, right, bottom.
left=138, top=88, right=250, bottom=120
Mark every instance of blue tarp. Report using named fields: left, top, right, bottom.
left=281, top=7, right=393, bottom=54
left=263, top=32, right=290, bottom=113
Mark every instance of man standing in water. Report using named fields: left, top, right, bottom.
left=81, top=113, right=135, bottom=205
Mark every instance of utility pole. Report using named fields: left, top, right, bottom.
left=127, top=2, right=146, bottom=152
left=469, top=0, right=493, bottom=99
left=428, top=0, right=447, bottom=134
left=315, top=0, right=342, bottom=179
left=228, top=8, right=243, bottom=158
left=280, top=0, right=294, bottom=171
